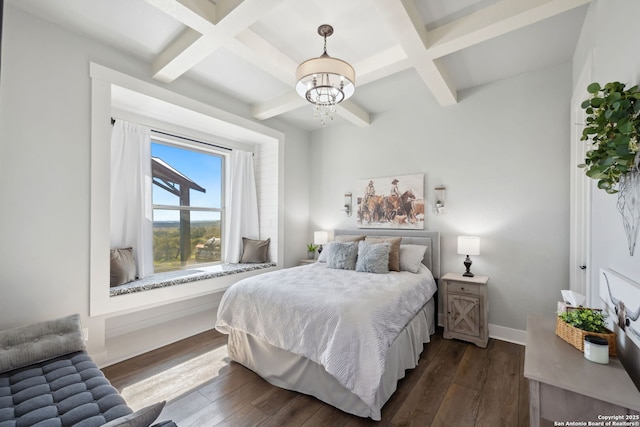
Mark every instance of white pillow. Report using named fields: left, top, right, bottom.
left=317, top=242, right=336, bottom=262
left=399, top=244, right=428, bottom=273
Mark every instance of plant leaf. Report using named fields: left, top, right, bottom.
left=619, top=120, right=634, bottom=134
left=587, top=82, right=601, bottom=94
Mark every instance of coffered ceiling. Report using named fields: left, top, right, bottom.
left=7, top=0, right=591, bottom=130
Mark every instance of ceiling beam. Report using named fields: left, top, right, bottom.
left=149, top=0, right=285, bottom=83
left=426, top=0, right=593, bottom=59
left=354, top=46, right=413, bottom=86
left=337, top=101, right=371, bottom=127
left=230, top=29, right=299, bottom=86
left=371, top=0, right=457, bottom=105
left=413, top=58, right=457, bottom=106
left=252, top=92, right=308, bottom=121
left=149, top=0, right=588, bottom=125
left=144, top=0, right=217, bottom=35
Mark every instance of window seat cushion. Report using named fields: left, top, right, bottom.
left=109, top=262, right=276, bottom=296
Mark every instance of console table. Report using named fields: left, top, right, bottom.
left=524, top=313, right=640, bottom=427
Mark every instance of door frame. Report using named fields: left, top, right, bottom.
left=569, top=52, right=593, bottom=304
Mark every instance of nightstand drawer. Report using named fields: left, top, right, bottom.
left=447, top=281, right=481, bottom=296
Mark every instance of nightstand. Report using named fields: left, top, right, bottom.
left=298, top=259, right=316, bottom=266
left=441, top=272, right=490, bottom=348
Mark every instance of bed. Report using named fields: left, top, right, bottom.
left=215, top=229, right=440, bottom=420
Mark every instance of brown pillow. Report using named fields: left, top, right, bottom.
left=365, top=237, right=401, bottom=271
left=240, top=237, right=270, bottom=263
left=110, top=247, right=137, bottom=287
left=335, top=235, right=366, bottom=243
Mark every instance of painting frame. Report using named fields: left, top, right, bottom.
left=357, top=173, right=425, bottom=229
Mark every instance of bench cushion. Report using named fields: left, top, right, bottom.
left=0, top=315, right=85, bottom=374
left=0, top=351, right=133, bottom=427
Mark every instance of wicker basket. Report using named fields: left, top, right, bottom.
left=555, top=316, right=617, bottom=356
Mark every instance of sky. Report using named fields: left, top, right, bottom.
left=151, top=141, right=223, bottom=222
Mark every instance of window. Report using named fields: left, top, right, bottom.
left=90, top=66, right=282, bottom=316
left=151, top=139, right=225, bottom=273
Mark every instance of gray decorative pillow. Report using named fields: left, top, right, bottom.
left=0, top=314, right=85, bottom=374
left=240, top=237, right=270, bottom=263
left=102, top=401, right=166, bottom=427
left=110, top=247, right=137, bottom=287
left=365, top=237, right=401, bottom=271
left=356, top=241, right=390, bottom=274
left=326, top=242, right=358, bottom=270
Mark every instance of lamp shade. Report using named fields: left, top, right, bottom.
left=295, top=56, right=356, bottom=104
left=314, top=231, right=328, bottom=245
left=457, top=236, right=480, bottom=256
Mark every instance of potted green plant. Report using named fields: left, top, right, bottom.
left=558, top=308, right=608, bottom=333
left=556, top=307, right=616, bottom=355
left=306, top=243, right=319, bottom=259
left=579, top=81, right=640, bottom=194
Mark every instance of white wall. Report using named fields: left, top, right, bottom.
left=0, top=5, right=310, bottom=365
left=572, top=0, right=640, bottom=389
left=309, top=63, right=572, bottom=335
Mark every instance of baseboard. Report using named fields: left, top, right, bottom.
left=488, top=324, right=526, bottom=346
left=437, top=313, right=526, bottom=346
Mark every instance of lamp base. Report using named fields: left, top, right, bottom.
left=463, top=255, right=474, bottom=277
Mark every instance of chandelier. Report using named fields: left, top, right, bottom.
left=295, top=25, right=355, bottom=126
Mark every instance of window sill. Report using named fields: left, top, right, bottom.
left=109, top=262, right=277, bottom=297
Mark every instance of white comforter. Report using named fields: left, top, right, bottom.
left=215, top=262, right=437, bottom=409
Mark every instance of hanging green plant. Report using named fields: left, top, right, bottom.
left=579, top=81, right=640, bottom=194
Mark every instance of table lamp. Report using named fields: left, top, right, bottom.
left=314, top=231, right=328, bottom=254
left=457, top=236, right=480, bottom=277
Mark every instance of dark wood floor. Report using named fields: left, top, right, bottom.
left=103, top=328, right=529, bottom=426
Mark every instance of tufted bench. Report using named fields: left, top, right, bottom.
left=0, top=315, right=176, bottom=427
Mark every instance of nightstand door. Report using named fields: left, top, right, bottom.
left=441, top=273, right=489, bottom=348
left=447, top=293, right=481, bottom=337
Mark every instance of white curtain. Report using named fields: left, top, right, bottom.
left=225, top=150, right=259, bottom=263
left=110, top=120, right=154, bottom=278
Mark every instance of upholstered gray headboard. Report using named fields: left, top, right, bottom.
left=334, top=229, right=441, bottom=279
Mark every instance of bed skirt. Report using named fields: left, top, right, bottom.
left=226, top=298, right=435, bottom=420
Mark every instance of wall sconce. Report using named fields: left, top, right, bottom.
left=434, top=186, right=446, bottom=215
left=343, top=192, right=352, bottom=216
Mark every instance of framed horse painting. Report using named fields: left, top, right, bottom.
left=357, top=173, right=425, bottom=229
